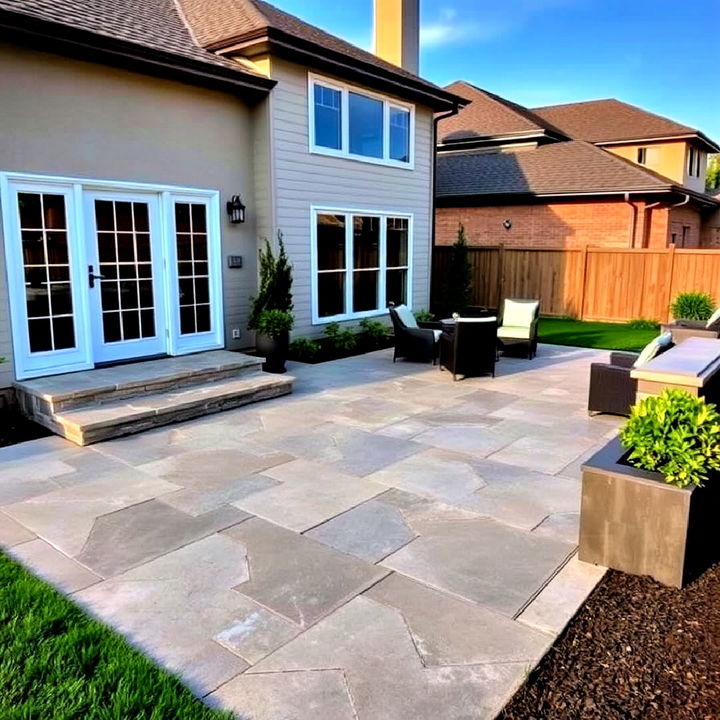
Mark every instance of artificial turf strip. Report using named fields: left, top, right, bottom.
left=538, top=318, right=659, bottom=353
left=0, top=552, right=235, bottom=720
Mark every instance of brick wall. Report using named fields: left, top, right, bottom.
left=436, top=200, right=644, bottom=248
left=701, top=207, right=720, bottom=248
left=668, top=205, right=702, bottom=248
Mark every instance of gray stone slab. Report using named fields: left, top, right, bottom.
left=366, top=573, right=551, bottom=665
left=3, top=472, right=180, bottom=557
left=382, top=517, right=574, bottom=617
left=517, top=554, right=606, bottom=636
left=78, top=499, right=249, bottom=576
left=532, top=512, right=580, bottom=545
left=0, top=511, right=35, bottom=547
left=306, top=497, right=415, bottom=562
left=412, top=423, right=521, bottom=459
left=10, top=539, right=100, bottom=593
left=367, top=449, right=486, bottom=506
left=209, top=669, right=356, bottom=720
left=224, top=518, right=388, bottom=627
left=236, top=460, right=386, bottom=532
left=76, top=534, right=254, bottom=695
left=488, top=433, right=598, bottom=475
left=251, top=596, right=529, bottom=720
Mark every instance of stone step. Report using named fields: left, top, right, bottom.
left=15, top=351, right=264, bottom=414
left=42, top=371, right=293, bottom=446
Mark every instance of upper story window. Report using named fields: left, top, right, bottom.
left=687, top=146, right=703, bottom=177
left=309, top=74, right=415, bottom=169
left=637, top=147, right=647, bottom=165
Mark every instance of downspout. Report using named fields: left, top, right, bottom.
left=642, top=200, right=662, bottom=248
left=430, top=104, right=460, bottom=307
left=624, top=192, right=638, bottom=247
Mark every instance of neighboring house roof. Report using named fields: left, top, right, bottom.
left=532, top=99, right=720, bottom=152
left=0, top=0, right=466, bottom=110
left=438, top=81, right=565, bottom=143
left=436, top=140, right=695, bottom=199
left=176, top=0, right=466, bottom=110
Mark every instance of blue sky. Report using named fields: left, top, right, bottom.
left=270, top=0, right=720, bottom=141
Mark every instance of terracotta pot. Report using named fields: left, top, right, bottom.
left=255, top=331, right=289, bottom=374
left=579, top=436, right=720, bottom=588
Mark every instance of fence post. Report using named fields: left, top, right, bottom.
left=496, top=244, right=505, bottom=310
left=578, top=244, right=589, bottom=320
left=664, top=243, right=677, bottom=323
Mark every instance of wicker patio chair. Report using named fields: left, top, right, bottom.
left=497, top=299, right=540, bottom=359
left=388, top=303, right=441, bottom=364
left=439, top=316, right=498, bottom=380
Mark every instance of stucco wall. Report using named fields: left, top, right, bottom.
left=262, top=57, right=435, bottom=337
left=0, top=41, right=262, bottom=386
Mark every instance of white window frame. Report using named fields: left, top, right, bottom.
left=0, top=171, right=224, bottom=380
left=308, top=73, right=415, bottom=170
left=310, top=205, right=413, bottom=325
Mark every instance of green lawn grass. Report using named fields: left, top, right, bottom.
left=0, top=552, right=234, bottom=720
left=538, top=317, right=659, bottom=353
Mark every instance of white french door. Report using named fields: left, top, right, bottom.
left=84, top=192, right=167, bottom=363
left=1, top=173, right=224, bottom=380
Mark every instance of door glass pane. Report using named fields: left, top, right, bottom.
left=317, top=214, right=346, bottom=270
left=318, top=272, right=345, bottom=318
left=353, top=216, right=379, bottom=269
left=349, top=92, right=383, bottom=158
left=174, top=202, right=211, bottom=336
left=387, top=218, right=409, bottom=267
left=389, top=107, right=410, bottom=163
left=18, top=192, right=75, bottom=353
left=94, top=199, right=155, bottom=343
left=314, top=84, right=342, bottom=150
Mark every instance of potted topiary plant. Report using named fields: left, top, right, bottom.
left=248, top=231, right=294, bottom=373
left=579, top=388, right=720, bottom=588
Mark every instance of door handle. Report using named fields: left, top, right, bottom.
left=88, top=265, right=106, bottom=289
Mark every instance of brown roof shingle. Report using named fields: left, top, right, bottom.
left=436, top=140, right=677, bottom=198
left=532, top=98, right=706, bottom=145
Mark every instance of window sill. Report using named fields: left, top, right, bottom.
left=309, top=147, right=415, bottom=171
left=312, top=307, right=398, bottom=326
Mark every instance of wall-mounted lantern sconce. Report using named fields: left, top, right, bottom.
left=502, top=219, right=512, bottom=230
left=227, top=195, right=246, bottom=224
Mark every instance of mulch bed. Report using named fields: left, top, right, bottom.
left=500, top=565, right=720, bottom=720
left=0, top=406, right=51, bottom=448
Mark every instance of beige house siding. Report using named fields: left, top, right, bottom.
left=0, top=41, right=262, bottom=386
left=263, top=57, right=434, bottom=337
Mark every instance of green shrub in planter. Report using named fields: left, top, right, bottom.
left=358, top=318, right=389, bottom=347
left=413, top=309, right=435, bottom=323
left=670, top=291, right=715, bottom=321
left=254, top=309, right=294, bottom=338
left=324, top=322, right=356, bottom=352
left=289, top=337, right=321, bottom=362
left=620, top=388, right=720, bottom=487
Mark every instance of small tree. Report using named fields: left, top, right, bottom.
left=707, top=154, right=720, bottom=192
left=248, top=230, right=294, bottom=331
left=444, top=223, right=472, bottom=315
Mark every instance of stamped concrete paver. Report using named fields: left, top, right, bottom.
left=382, top=517, right=574, bottom=617
left=305, top=495, right=415, bottom=562
left=2, top=345, right=615, bottom=719
left=224, top=517, right=388, bottom=626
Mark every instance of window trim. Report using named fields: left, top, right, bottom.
left=310, top=205, right=413, bottom=325
left=308, top=73, right=415, bottom=170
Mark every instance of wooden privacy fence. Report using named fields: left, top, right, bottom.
left=431, top=245, right=720, bottom=323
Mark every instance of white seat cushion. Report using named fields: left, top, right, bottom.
left=497, top=325, right=531, bottom=339
left=432, top=329, right=442, bottom=342
left=456, top=316, right=497, bottom=323
left=706, top=307, right=720, bottom=329
left=394, top=304, right=418, bottom=329
left=633, top=331, right=672, bottom=368
left=502, top=300, right=538, bottom=328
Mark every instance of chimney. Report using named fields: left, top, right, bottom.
left=373, top=0, right=419, bottom=74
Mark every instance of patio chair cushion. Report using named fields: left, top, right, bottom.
left=633, top=331, right=673, bottom=368
left=432, top=329, right=442, bottom=341
left=497, top=324, right=531, bottom=340
left=455, top=316, right=497, bottom=323
left=394, top=304, right=418, bottom=329
left=706, top=307, right=720, bottom=329
left=502, top=300, right=538, bottom=328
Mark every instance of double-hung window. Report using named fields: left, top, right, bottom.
left=310, top=74, right=414, bottom=168
left=313, top=208, right=411, bottom=323
left=687, top=147, right=702, bottom=178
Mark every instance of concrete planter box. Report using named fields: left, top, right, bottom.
left=579, top=436, right=720, bottom=588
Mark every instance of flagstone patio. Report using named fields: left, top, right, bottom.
left=0, top=345, right=619, bottom=720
